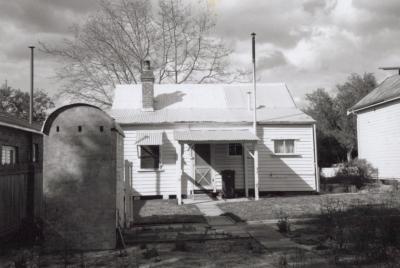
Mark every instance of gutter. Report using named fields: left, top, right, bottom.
left=348, top=95, right=400, bottom=115
left=0, top=122, right=43, bottom=135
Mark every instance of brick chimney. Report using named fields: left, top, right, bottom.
left=140, top=60, right=155, bottom=111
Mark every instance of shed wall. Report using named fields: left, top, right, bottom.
left=43, top=106, right=121, bottom=250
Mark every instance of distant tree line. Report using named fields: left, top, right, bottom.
left=304, top=73, right=377, bottom=167
left=0, top=84, right=54, bottom=122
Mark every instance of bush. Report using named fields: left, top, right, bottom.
left=275, top=210, right=291, bottom=234
left=319, top=197, right=400, bottom=264
left=337, top=158, right=377, bottom=180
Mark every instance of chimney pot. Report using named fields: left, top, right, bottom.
left=143, top=60, right=151, bottom=71
left=140, top=60, right=155, bottom=111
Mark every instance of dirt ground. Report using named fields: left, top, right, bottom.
left=132, top=199, right=204, bottom=224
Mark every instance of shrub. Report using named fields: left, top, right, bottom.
left=338, top=158, right=377, bottom=180
left=275, top=210, right=291, bottom=234
left=319, top=197, right=400, bottom=264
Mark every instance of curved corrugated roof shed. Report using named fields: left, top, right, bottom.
left=42, top=103, right=124, bottom=136
left=351, top=75, right=400, bottom=112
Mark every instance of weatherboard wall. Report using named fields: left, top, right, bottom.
left=122, top=123, right=317, bottom=197
left=357, top=100, right=400, bottom=179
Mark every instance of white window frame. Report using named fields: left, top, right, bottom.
left=272, top=139, right=298, bottom=156
left=137, top=145, right=163, bottom=171
left=1, top=145, right=18, bottom=165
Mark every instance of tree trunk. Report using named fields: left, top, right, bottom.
left=346, top=147, right=353, bottom=162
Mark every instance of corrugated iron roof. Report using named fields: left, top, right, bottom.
left=351, top=75, right=400, bottom=112
left=0, top=111, right=42, bottom=134
left=136, top=131, right=163, bottom=145
left=109, top=108, right=314, bottom=124
left=110, top=83, right=314, bottom=124
left=112, top=83, right=297, bottom=110
left=174, top=129, right=259, bottom=142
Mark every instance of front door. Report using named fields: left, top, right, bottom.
left=194, top=144, right=213, bottom=190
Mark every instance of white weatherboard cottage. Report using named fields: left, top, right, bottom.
left=110, top=61, right=319, bottom=204
left=349, top=74, right=400, bottom=180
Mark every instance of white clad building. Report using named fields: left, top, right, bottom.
left=350, top=74, right=400, bottom=180
left=110, top=61, right=319, bottom=203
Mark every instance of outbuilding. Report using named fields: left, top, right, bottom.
left=0, top=112, right=43, bottom=238
left=42, top=103, right=126, bottom=250
left=349, top=74, right=400, bottom=180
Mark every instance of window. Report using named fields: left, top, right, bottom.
left=228, top=143, right=243, bottom=156
left=99, top=126, right=104, bottom=132
left=274, top=139, right=295, bottom=154
left=32, top=143, right=39, bottom=163
left=78, top=126, right=82, bottom=132
left=140, top=145, right=160, bottom=169
left=1, top=145, right=18, bottom=165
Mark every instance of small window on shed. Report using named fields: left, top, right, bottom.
left=99, top=126, right=104, bottom=132
left=1, top=145, right=18, bottom=165
left=56, top=126, right=60, bottom=132
left=78, top=126, right=82, bottom=132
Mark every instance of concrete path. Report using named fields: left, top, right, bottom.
left=195, top=201, right=224, bottom=216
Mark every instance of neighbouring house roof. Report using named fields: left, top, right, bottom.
left=0, top=111, right=42, bottom=134
left=350, top=75, right=400, bottom=112
left=174, top=129, right=259, bottom=142
left=110, top=83, right=314, bottom=124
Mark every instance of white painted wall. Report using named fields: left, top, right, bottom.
left=357, top=100, right=400, bottom=179
left=255, top=125, right=317, bottom=191
left=123, top=123, right=317, bottom=196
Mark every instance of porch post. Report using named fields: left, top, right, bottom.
left=176, top=142, right=183, bottom=205
left=254, top=143, right=260, bottom=200
left=243, top=143, right=249, bottom=197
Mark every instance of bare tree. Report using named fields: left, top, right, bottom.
left=41, top=0, right=243, bottom=107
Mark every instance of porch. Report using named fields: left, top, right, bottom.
left=174, top=129, right=260, bottom=204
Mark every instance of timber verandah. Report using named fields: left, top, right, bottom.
left=174, top=129, right=260, bottom=204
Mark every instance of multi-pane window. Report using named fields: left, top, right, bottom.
left=228, top=143, right=243, bottom=156
left=140, top=145, right=160, bottom=169
left=1, top=145, right=18, bottom=165
left=274, top=139, right=295, bottom=154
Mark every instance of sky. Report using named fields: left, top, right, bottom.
left=1, top=0, right=400, bottom=107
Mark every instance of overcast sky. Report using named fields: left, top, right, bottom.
left=1, top=0, right=400, bottom=106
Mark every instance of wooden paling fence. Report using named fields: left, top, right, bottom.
left=0, top=163, right=42, bottom=237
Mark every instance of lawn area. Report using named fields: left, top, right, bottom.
left=132, top=199, right=205, bottom=225
left=217, top=185, right=393, bottom=221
